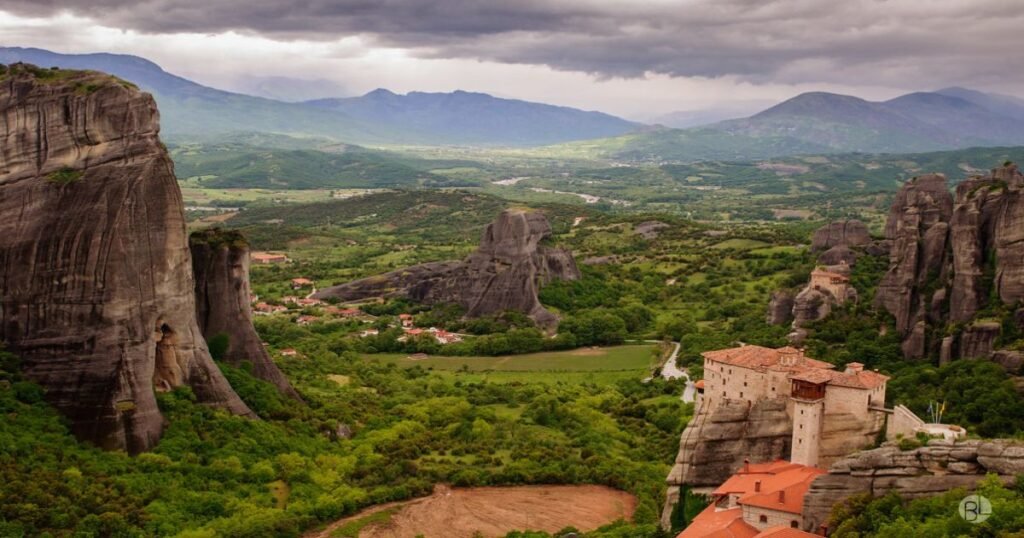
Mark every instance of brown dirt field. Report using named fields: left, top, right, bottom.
left=308, top=484, right=636, bottom=538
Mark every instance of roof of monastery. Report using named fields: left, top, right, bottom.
left=678, top=460, right=825, bottom=538
left=703, top=345, right=887, bottom=391
left=789, top=367, right=889, bottom=389
left=701, top=345, right=833, bottom=372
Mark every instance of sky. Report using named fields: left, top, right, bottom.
left=1, top=0, right=1022, bottom=121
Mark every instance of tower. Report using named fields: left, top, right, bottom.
left=790, top=379, right=826, bottom=467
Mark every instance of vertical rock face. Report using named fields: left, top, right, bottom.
left=802, top=440, right=1022, bottom=531
left=766, top=290, right=795, bottom=325
left=875, top=174, right=954, bottom=339
left=811, top=220, right=870, bottom=251
left=666, top=398, right=793, bottom=489
left=315, top=209, right=581, bottom=328
left=0, top=65, right=252, bottom=453
left=875, top=164, right=1024, bottom=359
left=957, top=321, right=1001, bottom=360
left=190, top=229, right=300, bottom=400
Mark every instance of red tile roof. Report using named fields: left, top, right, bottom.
left=789, top=368, right=888, bottom=389
left=676, top=505, right=758, bottom=538
left=702, top=345, right=833, bottom=372
left=754, top=527, right=820, bottom=537
left=713, top=461, right=825, bottom=515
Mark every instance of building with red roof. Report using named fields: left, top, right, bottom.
left=700, top=344, right=889, bottom=468
left=677, top=460, right=824, bottom=538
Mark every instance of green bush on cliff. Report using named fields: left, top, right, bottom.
left=47, top=166, right=83, bottom=185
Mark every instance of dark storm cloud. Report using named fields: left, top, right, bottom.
left=4, top=0, right=1023, bottom=86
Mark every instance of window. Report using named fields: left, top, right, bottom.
left=759, top=515, right=768, bottom=524
left=740, top=392, right=744, bottom=398
left=791, top=521, right=799, bottom=528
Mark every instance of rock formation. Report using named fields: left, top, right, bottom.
left=768, top=220, right=873, bottom=329
left=664, top=391, right=885, bottom=528
left=667, top=398, right=793, bottom=489
left=0, top=64, right=253, bottom=453
left=875, top=164, right=1024, bottom=359
left=875, top=174, right=954, bottom=342
left=315, top=209, right=581, bottom=328
left=811, top=220, right=870, bottom=251
left=956, top=321, right=1001, bottom=360
left=190, top=229, right=300, bottom=400
left=766, top=290, right=795, bottom=325
left=802, top=439, right=1024, bottom=531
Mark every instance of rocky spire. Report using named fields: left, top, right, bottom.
left=0, top=64, right=253, bottom=453
left=190, top=229, right=301, bottom=400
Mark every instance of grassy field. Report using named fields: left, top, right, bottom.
left=362, top=345, right=659, bottom=376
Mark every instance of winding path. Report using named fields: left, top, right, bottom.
left=643, top=341, right=695, bottom=403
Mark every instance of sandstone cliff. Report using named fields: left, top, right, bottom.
left=875, top=164, right=1024, bottom=359
left=802, top=439, right=1024, bottom=531
left=0, top=64, right=253, bottom=453
left=315, top=209, right=581, bottom=327
left=190, top=229, right=300, bottom=400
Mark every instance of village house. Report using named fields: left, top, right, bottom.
left=251, top=251, right=289, bottom=264
left=296, top=315, right=318, bottom=326
left=296, top=298, right=323, bottom=307
left=397, top=327, right=425, bottom=342
left=279, top=348, right=298, bottom=357
left=291, top=277, right=315, bottom=289
left=360, top=329, right=379, bottom=338
left=434, top=330, right=462, bottom=345
left=700, top=345, right=889, bottom=468
left=253, top=302, right=288, bottom=315
left=326, top=307, right=362, bottom=318
left=398, top=313, right=414, bottom=328
left=677, top=460, right=824, bottom=538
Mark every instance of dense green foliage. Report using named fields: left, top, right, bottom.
left=0, top=344, right=688, bottom=536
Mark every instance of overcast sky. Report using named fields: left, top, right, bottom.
left=1, top=0, right=1022, bottom=120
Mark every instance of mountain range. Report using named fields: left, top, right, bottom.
left=3, top=46, right=1023, bottom=158
left=0, top=47, right=636, bottom=146
left=576, top=88, right=1024, bottom=161
left=307, top=89, right=636, bottom=145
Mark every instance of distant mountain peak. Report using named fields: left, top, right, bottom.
left=364, top=88, right=397, bottom=98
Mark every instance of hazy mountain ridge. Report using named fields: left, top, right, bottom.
left=569, top=88, right=1024, bottom=161
left=306, top=88, right=637, bottom=145
left=0, top=47, right=401, bottom=144
left=0, top=47, right=636, bottom=146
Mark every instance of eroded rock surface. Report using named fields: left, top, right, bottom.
left=190, top=229, right=300, bottom=400
left=875, top=165, right=1024, bottom=359
left=666, top=398, right=792, bottom=489
left=803, top=440, right=1023, bottom=531
left=875, top=174, right=954, bottom=339
left=766, top=290, right=795, bottom=326
left=316, top=210, right=580, bottom=327
left=0, top=65, right=252, bottom=452
left=811, top=220, right=870, bottom=251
